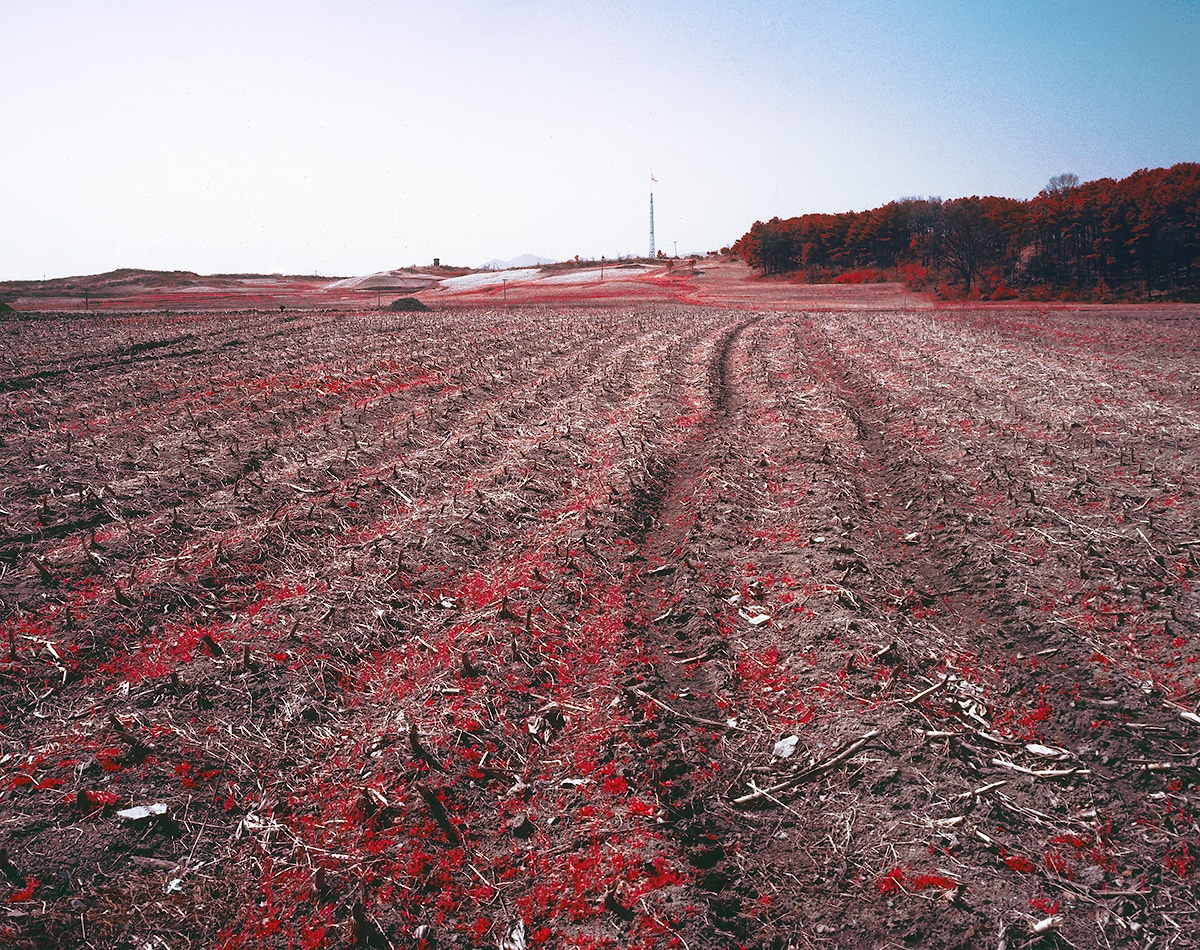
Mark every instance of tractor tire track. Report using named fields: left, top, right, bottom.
left=617, top=312, right=771, bottom=943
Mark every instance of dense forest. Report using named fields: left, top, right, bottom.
left=732, top=163, right=1200, bottom=300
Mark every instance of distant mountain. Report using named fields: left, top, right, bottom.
left=481, top=254, right=557, bottom=271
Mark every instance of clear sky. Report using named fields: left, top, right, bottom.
left=3, top=0, right=1198, bottom=279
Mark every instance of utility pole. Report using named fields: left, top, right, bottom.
left=673, top=240, right=678, bottom=258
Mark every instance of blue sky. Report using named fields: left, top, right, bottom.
left=2, top=0, right=1198, bottom=278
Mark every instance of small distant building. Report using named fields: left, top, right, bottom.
left=433, top=258, right=440, bottom=267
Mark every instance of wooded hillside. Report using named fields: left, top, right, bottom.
left=733, top=164, right=1200, bottom=300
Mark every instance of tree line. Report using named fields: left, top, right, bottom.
left=732, top=163, right=1200, bottom=300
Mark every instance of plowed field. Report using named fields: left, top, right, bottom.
left=2, top=302, right=1198, bottom=949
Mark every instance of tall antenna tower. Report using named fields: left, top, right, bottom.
left=648, top=170, right=657, bottom=259
left=649, top=193, right=655, bottom=259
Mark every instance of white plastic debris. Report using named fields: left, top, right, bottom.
left=738, top=608, right=772, bottom=626
left=1032, top=915, right=1063, bottom=934
left=1025, top=743, right=1068, bottom=758
left=164, top=857, right=199, bottom=895
left=117, top=803, right=168, bottom=822
left=773, top=735, right=800, bottom=758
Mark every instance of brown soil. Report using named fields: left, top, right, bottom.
left=1, top=296, right=1197, bottom=949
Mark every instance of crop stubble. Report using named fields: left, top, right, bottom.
left=1, top=303, right=1198, bottom=949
